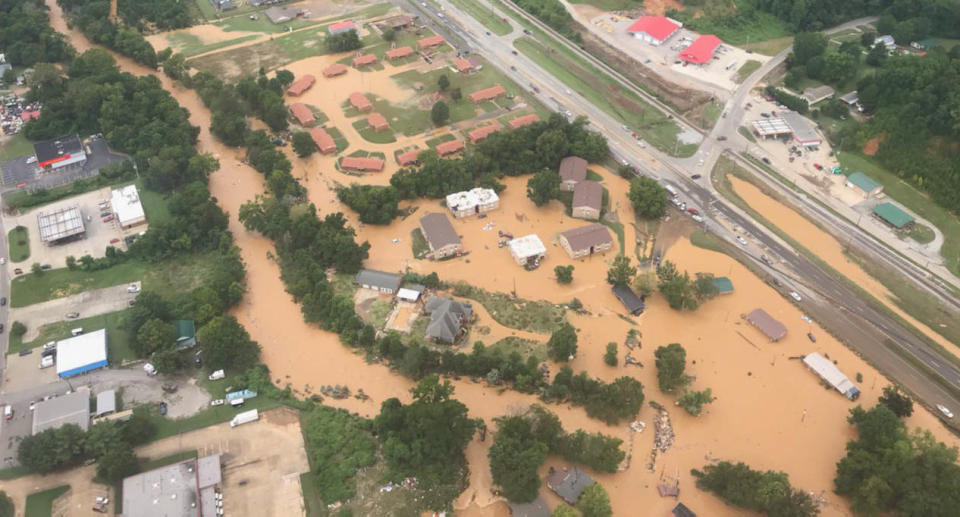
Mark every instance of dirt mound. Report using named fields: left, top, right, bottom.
left=644, top=0, right=684, bottom=16
left=863, top=135, right=885, bottom=156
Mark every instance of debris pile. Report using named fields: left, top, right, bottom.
left=320, top=384, right=351, bottom=399
left=647, top=408, right=675, bottom=471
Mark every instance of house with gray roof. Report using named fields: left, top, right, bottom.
left=509, top=498, right=551, bottom=517
left=612, top=284, right=645, bottom=315
left=572, top=180, right=603, bottom=220
left=559, top=156, right=588, bottom=191
left=546, top=467, right=595, bottom=504
left=419, top=212, right=462, bottom=260
left=559, top=223, right=612, bottom=259
left=424, top=297, right=473, bottom=344
left=355, top=269, right=402, bottom=294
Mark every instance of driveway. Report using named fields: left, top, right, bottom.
left=10, top=282, right=140, bottom=342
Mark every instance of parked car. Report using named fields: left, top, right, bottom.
left=127, top=284, right=141, bottom=294
left=937, top=405, right=954, bottom=419
left=65, top=312, right=79, bottom=319
left=13, top=268, right=22, bottom=275
left=736, top=236, right=748, bottom=246
left=143, top=363, right=157, bottom=376
left=210, top=399, right=225, bottom=407
left=760, top=112, right=770, bottom=118
left=161, top=384, right=178, bottom=393
left=807, top=332, right=817, bottom=343
left=691, top=215, right=704, bottom=223
left=110, top=238, right=120, bottom=244
left=691, top=174, right=702, bottom=180
left=813, top=163, right=823, bottom=170
left=717, top=136, right=727, bottom=141
left=789, top=291, right=802, bottom=302
left=686, top=207, right=699, bottom=216
left=43, top=341, right=56, bottom=350
left=18, top=348, right=32, bottom=356
left=40, top=264, right=51, bottom=270
left=4, top=405, right=12, bottom=420
left=102, top=216, right=113, bottom=222
left=0, top=297, right=6, bottom=306
left=39, top=356, right=54, bottom=369
left=70, top=328, right=83, bottom=336
left=761, top=157, right=771, bottom=165
left=0, top=257, right=5, bottom=265
left=158, top=402, right=168, bottom=416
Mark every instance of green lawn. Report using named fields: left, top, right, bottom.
left=11, top=252, right=223, bottom=307
left=24, top=485, right=70, bottom=517
left=736, top=60, right=762, bottom=83
left=425, top=134, right=456, bottom=148
left=7, top=226, right=30, bottom=263
left=567, top=0, right=642, bottom=9
left=836, top=152, right=960, bottom=276
left=451, top=282, right=565, bottom=334
left=690, top=228, right=727, bottom=254
left=600, top=220, right=625, bottom=254
left=488, top=336, right=545, bottom=361
left=702, top=101, right=723, bottom=127
left=164, top=32, right=260, bottom=57
left=738, top=126, right=757, bottom=143
left=449, top=0, right=512, bottom=35
left=351, top=119, right=397, bottom=144
left=8, top=309, right=136, bottom=361
left=685, top=9, right=792, bottom=51
left=411, top=228, right=429, bottom=259
left=0, top=133, right=33, bottom=162
left=326, top=127, right=349, bottom=153
left=215, top=3, right=391, bottom=35
left=908, top=223, right=936, bottom=245
left=745, top=36, right=794, bottom=56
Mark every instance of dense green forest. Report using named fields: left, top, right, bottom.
left=117, top=0, right=192, bottom=30
left=0, top=0, right=74, bottom=66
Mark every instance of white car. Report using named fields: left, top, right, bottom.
left=937, top=404, right=954, bottom=419
left=736, top=236, right=747, bottom=246
left=127, top=283, right=141, bottom=294
left=210, top=399, right=226, bottom=407
left=691, top=215, right=704, bottom=223
left=0, top=257, right=5, bottom=265
left=789, top=291, right=802, bottom=302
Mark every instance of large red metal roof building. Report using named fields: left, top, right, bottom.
left=679, top=35, right=722, bottom=64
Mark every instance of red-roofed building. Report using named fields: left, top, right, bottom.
left=367, top=112, right=389, bottom=131
left=323, top=64, right=348, bottom=78
left=353, top=54, right=378, bottom=67
left=349, top=92, right=373, bottom=112
left=468, top=123, right=499, bottom=143
left=679, top=35, right=722, bottom=64
left=397, top=149, right=420, bottom=166
left=469, top=84, right=506, bottom=104
left=328, top=20, right=356, bottom=35
left=626, top=16, right=681, bottom=45
left=455, top=58, right=474, bottom=73
left=509, top=113, right=540, bottom=129
left=289, top=103, right=316, bottom=127
left=435, top=139, right=464, bottom=156
left=20, top=110, right=41, bottom=122
left=418, top=35, right=445, bottom=49
left=341, top=156, right=384, bottom=172
left=286, top=75, right=316, bottom=96
left=386, top=46, right=414, bottom=60
left=310, top=128, right=337, bottom=154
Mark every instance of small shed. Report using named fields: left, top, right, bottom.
left=873, top=202, right=914, bottom=229
left=745, top=308, right=787, bottom=341
left=712, top=276, right=733, bottom=295
left=846, top=172, right=883, bottom=197
left=95, top=390, right=117, bottom=417
left=174, top=320, right=197, bottom=351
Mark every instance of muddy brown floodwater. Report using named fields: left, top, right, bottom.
left=43, top=2, right=960, bottom=513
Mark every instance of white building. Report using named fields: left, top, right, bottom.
left=802, top=353, right=861, bottom=400
left=56, top=328, right=108, bottom=378
left=446, top=188, right=500, bottom=218
left=507, top=234, right=546, bottom=267
left=110, top=184, right=147, bottom=229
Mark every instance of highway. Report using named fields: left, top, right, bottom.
left=403, top=0, right=960, bottom=424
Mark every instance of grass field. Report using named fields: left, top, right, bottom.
left=837, top=152, right=960, bottom=276
left=489, top=336, right=546, bottom=361
left=0, top=133, right=33, bottom=162
left=425, top=134, right=456, bottom=148
left=137, top=183, right=171, bottom=224
left=738, top=126, right=757, bottom=143
left=451, top=282, right=566, bottom=333
left=449, top=0, right=512, bottom=35
left=10, top=252, right=223, bottom=307
left=164, top=32, right=260, bottom=57
left=24, top=485, right=70, bottom=517
left=736, top=60, right=762, bottom=83
left=567, top=0, right=642, bottom=9
left=689, top=228, right=727, bottom=254
left=351, top=119, right=398, bottom=144
left=7, top=226, right=30, bottom=262
left=411, top=228, right=429, bottom=259
left=8, top=309, right=136, bottom=360
left=745, top=36, right=794, bottom=56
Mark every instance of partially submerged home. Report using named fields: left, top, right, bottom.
left=424, top=297, right=473, bottom=343
left=507, top=234, right=546, bottom=267
left=419, top=212, right=462, bottom=260
left=354, top=269, right=402, bottom=294
left=546, top=467, right=595, bottom=504
left=745, top=308, right=787, bottom=341
left=559, top=156, right=588, bottom=191
left=446, top=188, right=500, bottom=218
left=612, top=284, right=645, bottom=315
left=558, top=223, right=613, bottom=259
left=572, top=180, right=603, bottom=220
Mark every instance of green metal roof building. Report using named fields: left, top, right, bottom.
left=173, top=320, right=197, bottom=351
left=712, top=276, right=734, bottom=295
left=873, top=202, right=915, bottom=229
left=846, top=172, right=883, bottom=196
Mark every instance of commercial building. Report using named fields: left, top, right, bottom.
left=385, top=46, right=414, bottom=60
left=37, top=206, right=85, bottom=244
left=57, top=328, right=108, bottom=378
left=323, top=63, right=348, bottom=78
left=446, top=188, right=499, bottom=218
left=397, top=148, right=420, bottom=166
left=508, top=234, right=546, bottom=267
left=340, top=156, right=383, bottom=172
left=419, top=212, right=461, bottom=260
left=286, top=74, right=315, bottom=96
left=418, top=35, right=446, bottom=49
left=95, top=390, right=117, bottom=418
left=354, top=269, right=402, bottom=294
left=509, top=113, right=540, bottom=129
left=289, top=102, right=316, bottom=127
left=122, top=454, right=223, bottom=517
left=110, top=184, right=147, bottom=229
left=352, top=53, right=378, bottom=67
left=745, top=308, right=787, bottom=342
left=559, top=223, right=612, bottom=259
left=435, top=139, right=464, bottom=156
left=803, top=352, right=861, bottom=400
left=626, top=16, right=681, bottom=45
left=34, top=135, right=86, bottom=170
left=367, top=112, right=389, bottom=132
left=572, top=180, right=603, bottom=220
left=32, top=389, right=91, bottom=434
left=455, top=58, right=475, bottom=73
left=751, top=118, right=793, bottom=139
left=612, top=284, right=645, bottom=315
left=546, top=467, right=595, bottom=504
left=328, top=20, right=356, bottom=34
left=846, top=171, right=883, bottom=197
left=873, top=202, right=915, bottom=229
left=424, top=297, right=473, bottom=343
left=468, top=123, right=499, bottom=143
left=559, top=156, right=588, bottom=191
left=712, top=276, right=734, bottom=295
left=174, top=320, right=197, bottom=351
left=679, top=35, right=722, bottom=64
left=802, top=85, right=835, bottom=105
left=469, top=84, right=506, bottom=104
left=310, top=128, right=337, bottom=154
left=349, top=92, right=373, bottom=112
left=780, top=111, right=822, bottom=147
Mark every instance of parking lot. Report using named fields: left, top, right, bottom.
left=3, top=186, right=146, bottom=269
left=2, top=350, right=60, bottom=393
left=0, top=136, right=126, bottom=191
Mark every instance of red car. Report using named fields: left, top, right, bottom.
left=687, top=207, right=699, bottom=216
left=102, top=216, right=113, bottom=223
left=813, top=163, right=823, bottom=170
left=110, top=238, right=120, bottom=244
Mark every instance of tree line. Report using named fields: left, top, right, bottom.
left=0, top=0, right=75, bottom=67
left=514, top=0, right=583, bottom=43
left=58, top=0, right=159, bottom=67
left=692, top=460, right=819, bottom=516
left=190, top=68, right=293, bottom=146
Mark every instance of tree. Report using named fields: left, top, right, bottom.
left=197, top=315, right=261, bottom=371
left=84, top=421, right=125, bottom=459
left=96, top=443, right=139, bottom=482
left=655, top=343, right=690, bottom=392
left=678, top=388, right=715, bottom=416
left=628, top=176, right=668, bottom=219
left=693, top=273, right=718, bottom=300
left=382, top=28, right=397, bottom=41
left=578, top=483, right=612, bottom=517
left=878, top=386, right=913, bottom=418
left=134, top=318, right=174, bottom=357
left=657, top=261, right=699, bottom=311
left=437, top=74, right=450, bottom=91
left=31, top=262, right=42, bottom=275
left=693, top=461, right=817, bottom=517
left=0, top=490, right=11, bottom=517
left=526, top=170, right=561, bottom=206
left=337, top=185, right=400, bottom=224
left=792, top=32, right=828, bottom=66
left=633, top=270, right=655, bottom=297
left=606, top=254, right=636, bottom=286
left=865, top=44, right=887, bottom=66
left=860, top=31, right=877, bottom=48
left=489, top=416, right=549, bottom=502
left=9, top=321, right=26, bottom=338
left=552, top=506, right=578, bottom=517
left=547, top=324, right=578, bottom=362
left=451, top=87, right=462, bottom=101
left=292, top=131, right=317, bottom=158
left=65, top=256, right=77, bottom=270
left=554, top=265, right=574, bottom=284
left=604, top=342, right=617, bottom=366
left=431, top=101, right=450, bottom=126
left=327, top=31, right=362, bottom=52
left=18, top=425, right=86, bottom=473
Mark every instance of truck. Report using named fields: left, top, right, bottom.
left=208, top=369, right=225, bottom=381
left=226, top=389, right=257, bottom=402
left=230, top=409, right=259, bottom=428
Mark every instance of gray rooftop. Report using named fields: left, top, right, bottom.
left=546, top=467, right=594, bottom=504
left=781, top=110, right=821, bottom=144
left=37, top=206, right=85, bottom=242
left=572, top=180, right=603, bottom=211
left=424, top=297, right=472, bottom=343
left=746, top=308, right=787, bottom=341
left=419, top=212, right=460, bottom=250
left=355, top=269, right=402, bottom=291
left=122, top=454, right=221, bottom=517
left=559, top=156, right=588, bottom=183
left=612, top=284, right=645, bottom=315
left=561, top=223, right=612, bottom=252
left=509, top=498, right=551, bottom=517
left=95, top=390, right=116, bottom=417
left=32, top=389, right=90, bottom=434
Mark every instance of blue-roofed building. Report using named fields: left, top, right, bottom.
left=712, top=276, right=734, bottom=295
